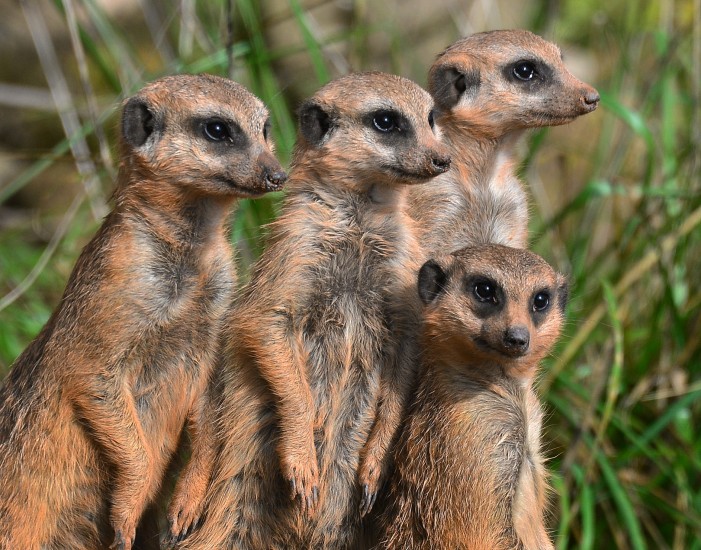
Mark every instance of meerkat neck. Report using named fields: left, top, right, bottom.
left=290, top=166, right=408, bottom=212
left=423, top=343, right=535, bottom=394
left=440, top=113, right=525, bottom=185
left=114, top=172, right=233, bottom=246
left=367, top=182, right=408, bottom=209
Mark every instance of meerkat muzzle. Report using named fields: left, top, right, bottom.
left=256, top=152, right=287, bottom=192
left=431, top=153, right=451, bottom=174
left=580, top=87, right=600, bottom=112
left=263, top=168, right=287, bottom=191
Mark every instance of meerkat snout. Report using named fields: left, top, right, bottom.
left=258, top=150, right=288, bottom=191
left=581, top=87, right=601, bottom=109
left=503, top=325, right=530, bottom=356
left=429, top=151, right=451, bottom=174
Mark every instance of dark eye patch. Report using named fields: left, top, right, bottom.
left=203, top=120, right=231, bottom=142
left=473, top=279, right=498, bottom=303
left=532, top=291, right=550, bottom=311
left=503, top=58, right=554, bottom=89
left=512, top=61, right=537, bottom=81
left=195, top=117, right=248, bottom=147
left=372, top=110, right=402, bottom=133
left=464, top=275, right=503, bottom=318
left=363, top=109, right=414, bottom=144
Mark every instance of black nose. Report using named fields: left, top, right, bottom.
left=264, top=169, right=287, bottom=190
left=431, top=154, right=451, bottom=173
left=582, top=89, right=600, bottom=107
left=503, top=326, right=530, bottom=354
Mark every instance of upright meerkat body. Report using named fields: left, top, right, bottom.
left=377, top=244, right=567, bottom=550
left=166, top=72, right=450, bottom=549
left=408, top=29, right=599, bottom=254
left=0, top=74, right=285, bottom=550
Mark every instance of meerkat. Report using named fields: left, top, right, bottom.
left=164, top=71, right=450, bottom=549
left=375, top=244, right=567, bottom=550
left=408, top=29, right=599, bottom=254
left=0, top=73, right=285, bottom=550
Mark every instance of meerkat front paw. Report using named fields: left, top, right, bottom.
left=109, top=524, right=134, bottom=550
left=110, top=483, right=148, bottom=550
left=281, top=445, right=320, bottom=517
left=358, top=454, right=384, bottom=516
left=165, top=494, right=205, bottom=546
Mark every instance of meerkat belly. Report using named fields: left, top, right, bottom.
left=306, top=292, right=386, bottom=449
left=301, top=252, right=392, bottom=500
left=128, top=255, right=231, bottom=457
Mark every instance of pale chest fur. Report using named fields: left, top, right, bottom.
left=122, top=222, right=234, bottom=325
left=446, top=376, right=541, bottom=490
left=98, top=221, right=234, bottom=434
left=407, top=140, right=529, bottom=256
left=301, top=197, right=415, bottom=404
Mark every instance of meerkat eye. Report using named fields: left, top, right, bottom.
left=473, top=280, right=497, bottom=303
left=372, top=110, right=400, bottom=133
left=428, top=110, right=435, bottom=129
left=533, top=292, right=550, bottom=311
left=512, top=61, right=537, bottom=81
left=203, top=120, right=232, bottom=142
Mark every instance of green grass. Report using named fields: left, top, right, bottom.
left=0, top=0, right=699, bottom=547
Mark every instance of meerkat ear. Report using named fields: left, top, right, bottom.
left=556, top=275, right=569, bottom=313
left=429, top=63, right=481, bottom=110
left=298, top=100, right=334, bottom=146
left=418, top=260, right=448, bottom=305
left=122, top=97, right=157, bottom=148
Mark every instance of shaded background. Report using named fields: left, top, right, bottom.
left=0, top=0, right=699, bottom=547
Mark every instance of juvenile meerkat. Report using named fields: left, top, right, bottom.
left=408, top=29, right=599, bottom=254
left=377, top=244, right=567, bottom=550
left=0, top=74, right=285, bottom=550
left=165, top=71, right=450, bottom=549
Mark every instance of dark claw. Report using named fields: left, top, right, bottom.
left=368, top=490, right=377, bottom=510
left=290, top=477, right=297, bottom=497
left=359, top=483, right=378, bottom=517
left=359, top=485, right=368, bottom=515
left=180, top=515, right=201, bottom=543
left=111, top=531, right=127, bottom=550
left=312, top=485, right=319, bottom=504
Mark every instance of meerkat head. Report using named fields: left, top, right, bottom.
left=418, top=244, right=568, bottom=379
left=293, top=72, right=451, bottom=190
left=119, top=73, right=286, bottom=198
left=428, top=30, right=599, bottom=135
